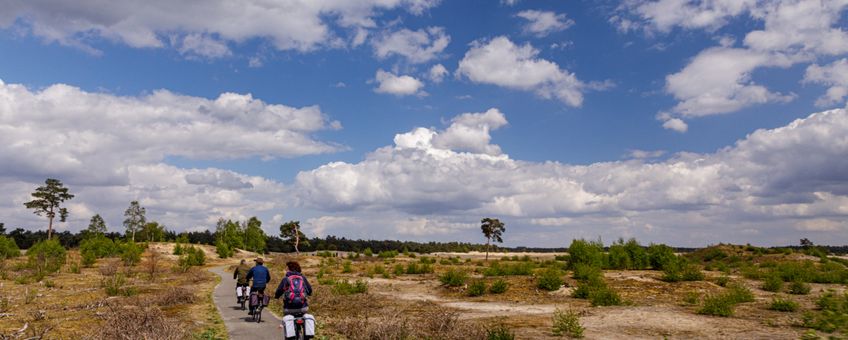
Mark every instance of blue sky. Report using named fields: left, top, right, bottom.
left=1, top=0, right=847, bottom=247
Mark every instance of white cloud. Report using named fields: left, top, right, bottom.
left=661, top=118, right=689, bottom=132
left=0, top=79, right=342, bottom=186
left=804, top=59, right=848, bottom=107
left=626, top=149, right=666, bottom=159
left=516, top=10, right=574, bottom=37
left=501, top=0, right=520, bottom=6
left=373, top=69, right=426, bottom=96
left=457, top=36, right=585, bottom=106
left=622, top=0, right=757, bottom=33
left=176, top=34, right=231, bottom=59
left=0, top=0, right=441, bottom=55
left=428, top=64, right=448, bottom=83
left=290, top=107, right=848, bottom=246
left=372, top=27, right=450, bottom=63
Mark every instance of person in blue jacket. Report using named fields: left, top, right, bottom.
left=246, top=257, right=271, bottom=315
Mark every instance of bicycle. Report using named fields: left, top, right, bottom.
left=237, top=286, right=247, bottom=311
left=283, top=312, right=312, bottom=340
left=250, top=292, right=265, bottom=323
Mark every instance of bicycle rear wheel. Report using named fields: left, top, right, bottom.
left=256, top=307, right=262, bottom=323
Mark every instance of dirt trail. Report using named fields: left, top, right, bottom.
left=210, top=266, right=282, bottom=340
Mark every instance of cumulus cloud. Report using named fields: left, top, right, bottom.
left=516, top=10, right=574, bottom=37
left=291, top=107, right=848, bottom=246
left=372, top=27, right=450, bottom=63
left=428, top=64, right=448, bottom=83
left=373, top=69, right=426, bottom=96
left=457, top=36, right=585, bottom=106
left=804, top=59, right=848, bottom=107
left=176, top=34, right=231, bottom=59
left=0, top=0, right=441, bottom=55
left=618, top=0, right=848, bottom=129
left=0, top=79, right=341, bottom=186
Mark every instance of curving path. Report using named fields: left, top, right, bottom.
left=210, top=265, right=282, bottom=339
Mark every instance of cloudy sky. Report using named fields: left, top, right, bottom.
left=1, top=0, right=847, bottom=247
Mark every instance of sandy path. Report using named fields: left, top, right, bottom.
left=210, top=266, right=282, bottom=340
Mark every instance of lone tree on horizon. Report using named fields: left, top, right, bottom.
left=85, top=214, right=107, bottom=238
left=24, top=178, right=74, bottom=240
left=280, top=220, right=309, bottom=255
left=123, top=201, right=146, bottom=242
left=481, top=217, right=505, bottom=261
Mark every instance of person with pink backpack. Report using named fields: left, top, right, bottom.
left=274, top=261, right=315, bottom=339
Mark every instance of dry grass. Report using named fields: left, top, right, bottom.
left=90, top=303, right=187, bottom=340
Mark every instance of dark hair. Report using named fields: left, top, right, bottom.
left=286, top=261, right=302, bottom=273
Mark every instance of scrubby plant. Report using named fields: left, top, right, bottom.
left=440, top=268, right=468, bottom=287
left=342, top=260, right=353, bottom=273
left=727, top=284, right=755, bottom=303
left=572, top=264, right=602, bottom=281
left=683, top=291, right=700, bottom=305
left=118, top=241, right=143, bottom=266
left=769, top=297, right=799, bottom=312
left=589, top=286, right=622, bottom=306
left=537, top=268, right=564, bottom=291
left=393, top=263, right=405, bottom=276
left=789, top=280, right=812, bottom=295
left=803, top=290, right=848, bottom=333
left=762, top=274, right=784, bottom=292
left=215, top=240, right=233, bottom=259
left=79, top=236, right=117, bottom=267
left=485, top=324, right=515, bottom=340
left=467, top=281, right=487, bottom=297
left=715, top=275, right=731, bottom=287
left=405, top=262, right=433, bottom=274
left=179, top=246, right=206, bottom=271
left=27, top=239, right=67, bottom=278
left=647, top=243, right=677, bottom=270
left=567, top=239, right=604, bottom=269
left=551, top=309, right=584, bottom=338
left=332, top=280, right=368, bottom=295
left=489, top=279, right=509, bottom=294
left=378, top=250, right=399, bottom=259
left=0, top=236, right=20, bottom=259
left=681, top=264, right=705, bottom=281
left=363, top=248, right=373, bottom=257
left=698, top=294, right=735, bottom=317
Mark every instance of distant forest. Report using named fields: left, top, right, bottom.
left=1, top=222, right=845, bottom=254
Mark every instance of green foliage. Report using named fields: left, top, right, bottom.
left=280, top=220, right=309, bottom=253
left=726, top=284, right=755, bottom=303
left=762, top=274, right=784, bottom=292
left=138, top=222, right=166, bottom=242
left=698, top=294, right=735, bottom=317
left=647, top=244, right=677, bottom=270
left=0, top=235, right=21, bottom=259
left=480, top=218, right=506, bottom=259
left=174, top=234, right=188, bottom=255
left=102, top=273, right=136, bottom=297
left=467, top=281, right=487, bottom=297
left=215, top=218, right=244, bottom=251
left=84, top=214, right=107, bottom=238
left=489, top=279, right=509, bottom=294
left=405, top=262, right=433, bottom=274
left=486, top=324, right=515, bottom=340
left=393, top=263, right=405, bottom=276
left=483, top=261, right=535, bottom=276
left=683, top=291, right=700, bottom=305
left=379, top=250, right=400, bottom=259
left=79, top=236, right=117, bottom=267
left=342, top=261, right=353, bottom=273
left=24, top=178, right=74, bottom=237
left=715, top=275, right=731, bottom=287
left=215, top=240, right=233, bottom=259
left=440, top=268, right=468, bottom=287
left=606, top=242, right=631, bottom=270
left=803, top=290, right=848, bottom=333
left=567, top=239, right=604, bottom=269
left=769, top=297, right=799, bottom=312
left=551, top=309, right=584, bottom=338
left=589, top=286, right=622, bottom=306
left=537, top=268, right=564, bottom=291
left=363, top=248, right=373, bottom=257
left=789, top=280, right=812, bottom=295
left=179, top=246, right=206, bottom=270
left=662, top=259, right=703, bottom=282
left=242, top=217, right=266, bottom=253
left=606, top=238, right=649, bottom=270
left=332, top=280, right=368, bottom=295
left=123, top=201, right=146, bottom=242
left=117, top=241, right=143, bottom=266
left=27, top=239, right=66, bottom=277
left=681, top=264, right=705, bottom=281
left=572, top=264, right=602, bottom=281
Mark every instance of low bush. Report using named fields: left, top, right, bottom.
left=342, top=260, right=353, bottom=273
left=486, top=324, right=515, bottom=340
left=789, top=280, right=812, bottom=295
left=715, top=275, right=730, bottom=287
left=762, top=274, right=784, bottom=292
left=80, top=236, right=117, bottom=267
left=118, top=241, right=143, bottom=266
left=179, top=246, right=206, bottom=271
left=551, top=309, right=584, bottom=338
left=467, top=281, right=487, bottom=297
left=567, top=239, right=604, bottom=269
left=440, top=269, right=468, bottom=287
left=803, top=290, right=848, bottom=333
left=769, top=297, right=799, bottom=312
left=537, top=268, right=564, bottom=291
left=681, top=264, right=705, bottom=281
left=405, top=262, right=433, bottom=274
left=572, top=264, right=602, bottom=281
left=489, top=279, right=508, bottom=294
left=332, top=280, right=368, bottom=295
left=727, top=284, right=755, bottom=303
left=647, top=244, right=677, bottom=270
left=589, top=286, right=622, bottom=306
left=0, top=236, right=20, bottom=259
left=698, top=294, right=735, bottom=317
left=215, top=240, right=233, bottom=259
left=27, top=239, right=67, bottom=278
left=378, top=250, right=399, bottom=259
left=683, top=291, right=700, bottom=305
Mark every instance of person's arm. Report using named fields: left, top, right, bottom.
left=303, top=276, right=313, bottom=296
left=265, top=268, right=271, bottom=283
left=246, top=267, right=254, bottom=282
left=274, top=277, right=288, bottom=299
left=233, top=267, right=238, bottom=280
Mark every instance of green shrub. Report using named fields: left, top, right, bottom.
left=440, top=269, right=468, bottom=287
left=647, top=244, right=677, bottom=270
left=567, top=239, right=604, bottom=269
left=405, top=262, right=433, bottom=274
left=572, top=276, right=606, bottom=299
left=0, top=236, right=21, bottom=259
left=661, top=260, right=683, bottom=282
left=489, top=279, right=508, bottom=294
left=332, top=280, right=368, bottom=295
left=698, top=294, right=735, bottom=317
left=769, top=297, right=799, bottom=312
left=342, top=261, right=353, bottom=273
left=803, top=290, right=848, bottom=333
left=486, top=324, right=515, bottom=340
left=467, top=281, right=487, bottom=297
left=363, top=248, right=373, bottom=257
left=607, top=242, right=632, bottom=270
left=681, top=264, right=705, bottom=281
left=789, top=280, right=812, bottom=295
left=79, top=236, right=117, bottom=267
left=393, top=264, right=405, bottom=276
left=378, top=250, right=399, bottom=259
left=715, top=275, right=730, bottom=287
left=117, top=241, right=143, bottom=266
left=727, top=284, right=755, bottom=303
left=537, top=268, right=564, bottom=291
left=102, top=273, right=136, bottom=296
left=683, top=291, right=700, bottom=305
left=179, top=246, right=206, bottom=270
left=215, top=241, right=233, bottom=259
left=551, top=309, right=584, bottom=338
left=589, top=286, right=622, bottom=306
left=572, top=264, right=602, bottom=281
left=27, top=239, right=67, bottom=277
left=762, top=274, right=783, bottom=292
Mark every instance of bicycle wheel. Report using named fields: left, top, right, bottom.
left=240, top=298, right=245, bottom=310
left=256, top=307, right=262, bottom=323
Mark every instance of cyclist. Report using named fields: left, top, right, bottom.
left=246, top=257, right=271, bottom=315
left=233, top=259, right=251, bottom=304
left=274, top=261, right=313, bottom=315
